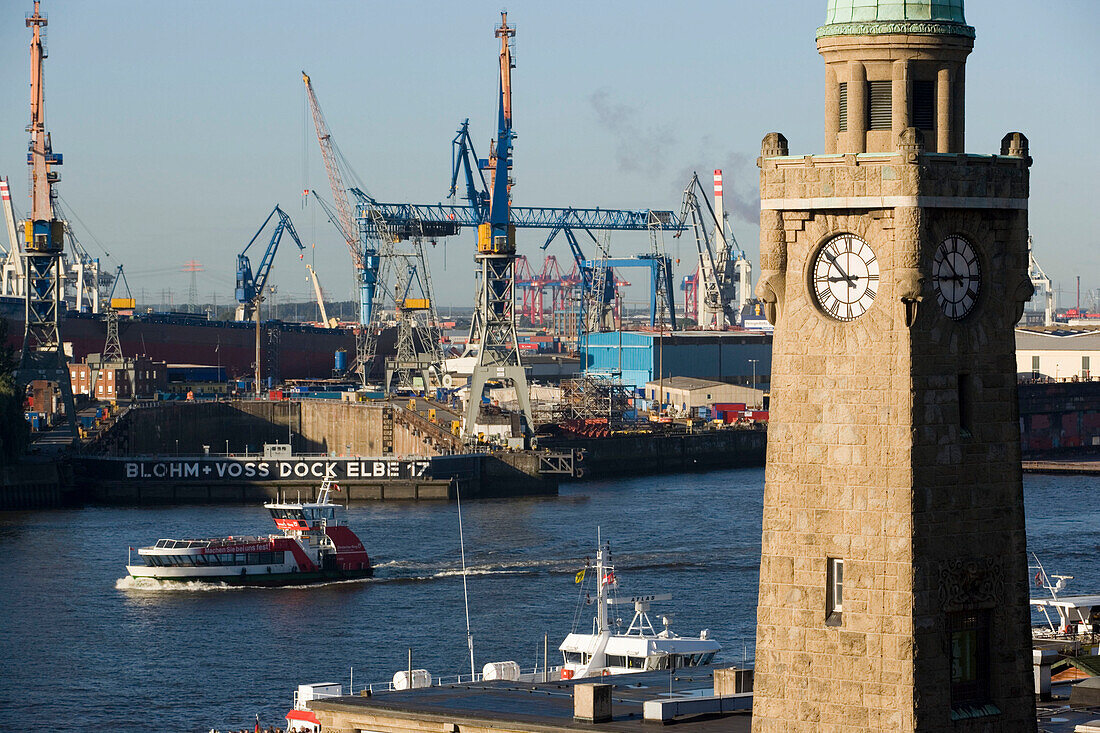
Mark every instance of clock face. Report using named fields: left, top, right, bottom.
left=932, top=235, right=981, bottom=320
left=810, top=234, right=879, bottom=321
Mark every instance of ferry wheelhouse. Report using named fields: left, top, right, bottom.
left=125, top=477, right=371, bottom=586
left=558, top=541, right=720, bottom=679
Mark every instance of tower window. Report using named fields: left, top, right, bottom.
left=911, top=80, right=935, bottom=129
left=957, top=373, right=973, bottom=438
left=1031, top=355, right=1040, bottom=379
left=1084, top=356, right=1091, bottom=380
left=868, top=81, right=892, bottom=131
left=949, top=610, right=991, bottom=710
left=826, top=557, right=843, bottom=625
left=838, top=82, right=848, bottom=132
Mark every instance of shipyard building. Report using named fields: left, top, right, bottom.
left=581, top=331, right=771, bottom=392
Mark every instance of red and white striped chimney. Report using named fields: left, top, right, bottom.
left=713, top=170, right=724, bottom=241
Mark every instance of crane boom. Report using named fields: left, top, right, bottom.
left=302, top=72, right=361, bottom=270
left=306, top=264, right=334, bottom=328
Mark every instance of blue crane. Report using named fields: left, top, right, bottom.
left=234, top=205, right=305, bottom=322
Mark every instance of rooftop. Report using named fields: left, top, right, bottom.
left=310, top=667, right=752, bottom=733
left=818, top=0, right=974, bottom=38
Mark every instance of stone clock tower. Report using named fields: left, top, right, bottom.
left=751, top=1, right=1037, bottom=731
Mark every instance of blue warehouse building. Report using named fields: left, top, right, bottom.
left=581, top=331, right=772, bottom=392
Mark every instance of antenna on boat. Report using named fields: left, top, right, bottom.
left=456, top=479, right=475, bottom=678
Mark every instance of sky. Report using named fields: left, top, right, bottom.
left=0, top=0, right=1097, bottom=312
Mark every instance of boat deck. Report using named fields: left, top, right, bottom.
left=152, top=536, right=270, bottom=549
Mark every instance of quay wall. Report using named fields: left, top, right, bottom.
left=0, top=460, right=68, bottom=509
left=540, top=426, right=766, bottom=479
left=1019, top=381, right=1100, bottom=458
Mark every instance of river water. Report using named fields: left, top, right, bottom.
left=0, top=469, right=1095, bottom=731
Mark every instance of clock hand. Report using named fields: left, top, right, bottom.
left=822, top=250, right=856, bottom=287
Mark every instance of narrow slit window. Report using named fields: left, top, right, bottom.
left=958, top=373, right=972, bottom=439
left=1031, top=355, right=1040, bottom=379
left=1083, top=356, right=1091, bottom=380
left=827, top=557, right=844, bottom=624
left=868, top=81, right=892, bottom=131
left=838, top=82, right=848, bottom=132
left=911, top=80, right=935, bottom=129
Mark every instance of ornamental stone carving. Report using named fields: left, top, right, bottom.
left=938, top=557, right=1006, bottom=611
left=816, top=20, right=975, bottom=39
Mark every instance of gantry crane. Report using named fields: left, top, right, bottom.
left=234, top=205, right=305, bottom=396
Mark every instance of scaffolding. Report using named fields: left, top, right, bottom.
left=555, top=374, right=636, bottom=434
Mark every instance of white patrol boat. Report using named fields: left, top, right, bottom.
left=125, top=476, right=371, bottom=586
left=558, top=540, right=720, bottom=679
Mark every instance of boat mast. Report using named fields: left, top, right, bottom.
left=596, top=540, right=609, bottom=634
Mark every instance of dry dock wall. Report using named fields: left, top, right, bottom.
left=540, top=427, right=766, bottom=479
left=99, top=399, right=461, bottom=458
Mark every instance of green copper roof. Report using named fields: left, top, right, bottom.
left=818, top=0, right=974, bottom=38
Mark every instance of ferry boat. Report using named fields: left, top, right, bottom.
left=125, top=476, right=371, bottom=586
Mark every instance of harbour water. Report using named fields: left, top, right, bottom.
left=0, top=468, right=1095, bottom=731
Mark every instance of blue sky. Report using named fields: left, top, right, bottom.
left=0, top=1, right=1096, bottom=311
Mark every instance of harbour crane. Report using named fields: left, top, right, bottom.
left=0, top=178, right=25, bottom=298
left=234, top=205, right=304, bottom=396
left=234, top=205, right=305, bottom=322
left=677, top=170, right=751, bottom=329
left=15, top=0, right=78, bottom=440
left=303, top=71, right=379, bottom=383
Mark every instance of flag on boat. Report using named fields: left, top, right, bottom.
left=254, top=713, right=260, bottom=733
left=575, top=569, right=585, bottom=584
left=603, top=571, right=616, bottom=587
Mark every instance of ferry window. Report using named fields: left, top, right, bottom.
left=564, top=652, right=582, bottom=664
left=827, top=557, right=844, bottom=624
left=193, top=555, right=208, bottom=565
left=701, top=652, right=715, bottom=665
left=606, top=655, right=626, bottom=668
left=324, top=508, right=335, bottom=520
left=144, top=556, right=156, bottom=567
left=627, top=657, right=644, bottom=669
left=234, top=553, right=246, bottom=564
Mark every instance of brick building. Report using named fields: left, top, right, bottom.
left=69, top=355, right=167, bottom=400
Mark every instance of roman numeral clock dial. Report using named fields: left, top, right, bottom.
left=932, top=235, right=981, bottom=320
left=811, top=234, right=879, bottom=321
